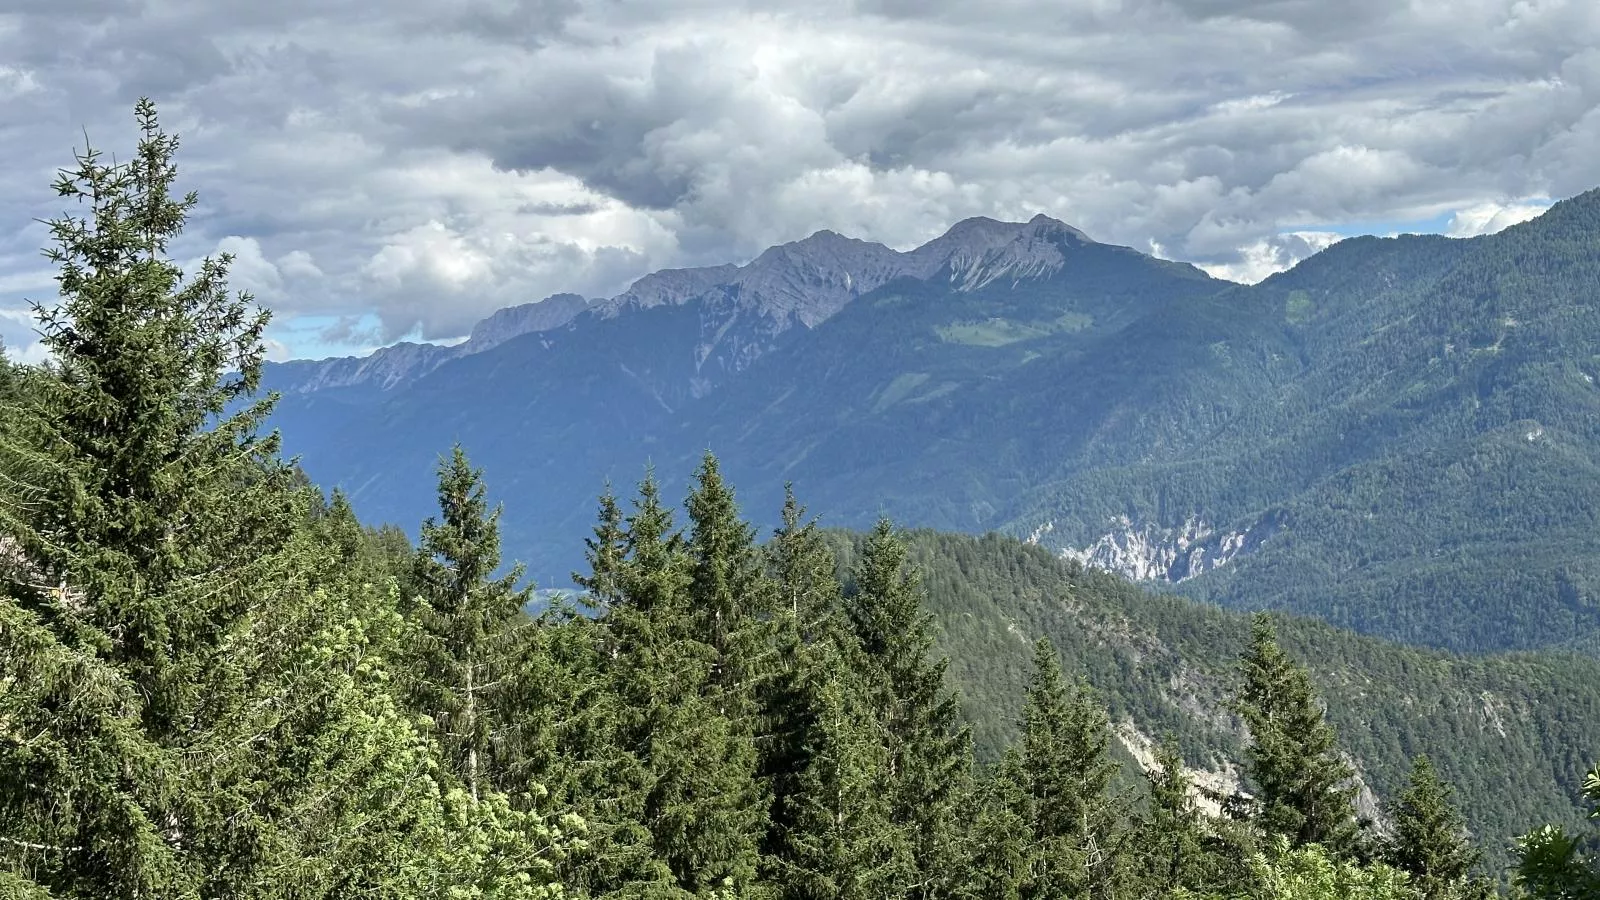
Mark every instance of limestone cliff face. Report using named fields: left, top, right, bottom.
left=1032, top=511, right=1284, bottom=584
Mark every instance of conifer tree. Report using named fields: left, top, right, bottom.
left=768, top=486, right=841, bottom=639
left=0, top=99, right=359, bottom=895
left=14, top=96, right=290, bottom=740
left=1136, top=740, right=1209, bottom=895
left=1233, top=614, right=1358, bottom=855
left=675, top=454, right=770, bottom=889
left=767, top=639, right=911, bottom=900
left=0, top=103, right=577, bottom=896
left=573, top=485, right=627, bottom=612
left=1013, top=638, right=1126, bottom=900
left=1134, top=738, right=1268, bottom=899
left=959, top=752, right=1028, bottom=900
left=544, top=489, right=667, bottom=896
left=846, top=519, right=972, bottom=900
left=684, top=452, right=774, bottom=710
left=409, top=445, right=536, bottom=803
left=760, top=488, right=845, bottom=855
left=1383, top=756, right=1483, bottom=900
left=618, top=467, right=689, bottom=618
left=594, top=468, right=764, bottom=895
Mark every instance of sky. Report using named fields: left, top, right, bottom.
left=0, top=0, right=1595, bottom=362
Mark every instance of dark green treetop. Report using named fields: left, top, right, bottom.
left=1234, top=614, right=1359, bottom=855
left=408, top=444, right=537, bottom=802
left=1383, top=755, right=1485, bottom=900
left=846, top=518, right=973, bottom=899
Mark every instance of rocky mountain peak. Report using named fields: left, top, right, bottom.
left=907, top=213, right=1096, bottom=292
left=266, top=211, right=1110, bottom=396
left=736, top=230, right=907, bottom=325
left=467, top=293, right=593, bottom=350
left=1025, top=212, right=1090, bottom=241
left=601, top=264, right=742, bottom=316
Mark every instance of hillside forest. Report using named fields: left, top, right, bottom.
left=3, top=101, right=1599, bottom=900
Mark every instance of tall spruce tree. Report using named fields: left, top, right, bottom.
left=846, top=519, right=972, bottom=900
left=684, top=452, right=774, bottom=711
left=1382, top=756, right=1484, bottom=900
left=573, top=485, right=628, bottom=613
left=768, top=486, right=840, bottom=639
left=545, top=487, right=669, bottom=896
left=765, top=639, right=911, bottom=900
left=1233, top=614, right=1358, bottom=855
left=1013, top=638, right=1126, bottom=900
left=17, top=97, right=288, bottom=739
left=1137, top=740, right=1206, bottom=895
left=761, top=488, right=914, bottom=898
left=959, top=752, right=1028, bottom=900
left=760, top=488, right=843, bottom=857
left=408, top=445, right=537, bottom=803
left=596, top=468, right=764, bottom=895
left=677, top=454, right=770, bottom=889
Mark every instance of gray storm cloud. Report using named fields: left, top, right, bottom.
left=0, top=0, right=1594, bottom=357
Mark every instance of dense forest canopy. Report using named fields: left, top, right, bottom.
left=2, top=101, right=1598, bottom=899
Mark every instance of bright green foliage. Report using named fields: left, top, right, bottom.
left=1234, top=614, right=1359, bottom=855
left=520, top=613, right=650, bottom=898
left=407, top=445, right=537, bottom=802
left=1383, top=756, right=1485, bottom=900
left=1177, top=841, right=1416, bottom=900
left=0, top=583, right=181, bottom=895
left=1010, top=638, right=1126, bottom=899
left=1516, top=761, right=1600, bottom=899
left=846, top=519, right=974, bottom=899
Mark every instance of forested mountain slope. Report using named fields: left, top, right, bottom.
left=267, top=191, right=1600, bottom=656
left=264, top=216, right=1224, bottom=582
left=889, top=529, right=1600, bottom=869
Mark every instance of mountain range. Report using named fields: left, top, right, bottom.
left=263, top=193, right=1600, bottom=656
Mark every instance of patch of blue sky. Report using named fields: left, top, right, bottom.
left=1291, top=196, right=1555, bottom=240
left=267, top=312, right=390, bottom=361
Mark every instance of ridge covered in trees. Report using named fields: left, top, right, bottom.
left=260, top=151, right=1600, bottom=661
left=891, top=529, right=1600, bottom=874
left=2, top=101, right=1597, bottom=899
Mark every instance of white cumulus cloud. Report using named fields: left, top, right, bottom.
left=1446, top=200, right=1553, bottom=237
left=0, top=0, right=1595, bottom=357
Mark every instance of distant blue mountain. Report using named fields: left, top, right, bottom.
left=264, top=192, right=1600, bottom=656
